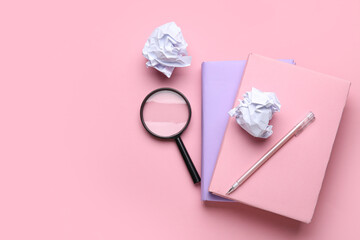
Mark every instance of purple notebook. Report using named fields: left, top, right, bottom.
left=201, top=59, right=295, bottom=201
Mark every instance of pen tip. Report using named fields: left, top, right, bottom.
left=226, top=187, right=234, bottom=195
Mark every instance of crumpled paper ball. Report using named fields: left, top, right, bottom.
left=228, top=87, right=281, bottom=138
left=142, top=22, right=192, bottom=78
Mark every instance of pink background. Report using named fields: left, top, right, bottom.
left=0, top=0, right=359, bottom=239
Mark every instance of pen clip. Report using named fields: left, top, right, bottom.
left=295, top=112, right=315, bottom=136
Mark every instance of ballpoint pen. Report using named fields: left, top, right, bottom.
left=226, top=112, right=315, bottom=195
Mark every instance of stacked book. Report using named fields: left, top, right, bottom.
left=201, top=54, right=350, bottom=223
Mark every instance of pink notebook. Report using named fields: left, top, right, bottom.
left=209, top=54, right=350, bottom=223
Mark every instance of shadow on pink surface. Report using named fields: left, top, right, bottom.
left=204, top=201, right=302, bottom=234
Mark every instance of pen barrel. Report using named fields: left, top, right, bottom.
left=235, top=118, right=306, bottom=186
left=229, top=112, right=315, bottom=194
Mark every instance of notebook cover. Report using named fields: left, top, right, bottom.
left=201, top=59, right=295, bottom=202
left=209, top=54, right=350, bottom=223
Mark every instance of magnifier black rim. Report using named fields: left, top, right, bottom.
left=140, top=87, right=192, bottom=139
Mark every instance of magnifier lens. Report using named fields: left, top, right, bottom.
left=142, top=90, right=190, bottom=138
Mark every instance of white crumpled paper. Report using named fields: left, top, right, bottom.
left=229, top=87, right=281, bottom=138
left=142, top=22, right=192, bottom=78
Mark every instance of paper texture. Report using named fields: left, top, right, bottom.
left=142, top=22, right=191, bottom=78
left=209, top=54, right=350, bottom=223
left=201, top=59, right=295, bottom=202
left=229, top=87, right=280, bottom=138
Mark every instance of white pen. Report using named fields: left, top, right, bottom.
left=226, top=112, right=315, bottom=195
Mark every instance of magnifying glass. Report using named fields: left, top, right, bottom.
left=140, top=88, right=201, bottom=184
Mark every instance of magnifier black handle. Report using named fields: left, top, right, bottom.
left=175, top=137, right=201, bottom=184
